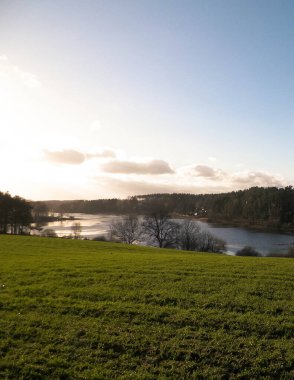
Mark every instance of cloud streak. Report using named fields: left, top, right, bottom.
left=44, top=148, right=117, bottom=165
left=95, top=176, right=231, bottom=198
left=44, top=149, right=85, bottom=165
left=193, top=165, right=226, bottom=180
left=232, top=171, right=284, bottom=188
left=101, top=159, right=175, bottom=175
left=43, top=147, right=286, bottom=197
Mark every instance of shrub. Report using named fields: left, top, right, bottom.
left=41, top=229, right=57, bottom=238
left=236, top=246, right=260, bottom=257
left=92, top=235, right=108, bottom=242
left=178, top=220, right=226, bottom=253
left=196, top=231, right=226, bottom=253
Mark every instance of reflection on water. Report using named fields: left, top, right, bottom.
left=44, top=213, right=117, bottom=238
left=40, top=213, right=294, bottom=255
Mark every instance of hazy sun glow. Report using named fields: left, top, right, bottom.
left=0, top=1, right=293, bottom=199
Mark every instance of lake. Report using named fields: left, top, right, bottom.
left=39, top=213, right=294, bottom=256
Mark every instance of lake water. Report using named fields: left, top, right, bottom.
left=39, top=213, right=294, bottom=256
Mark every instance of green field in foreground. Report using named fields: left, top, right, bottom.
left=0, top=236, right=294, bottom=379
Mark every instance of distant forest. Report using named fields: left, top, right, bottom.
left=33, top=186, right=294, bottom=232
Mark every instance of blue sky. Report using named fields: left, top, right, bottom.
left=0, top=0, right=293, bottom=199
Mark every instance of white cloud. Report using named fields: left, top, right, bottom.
left=101, top=159, right=175, bottom=175
left=0, top=54, right=8, bottom=61
left=177, top=163, right=285, bottom=192
left=193, top=165, right=226, bottom=180
left=44, top=148, right=117, bottom=165
left=232, top=171, right=285, bottom=188
left=44, top=149, right=86, bottom=165
left=12, top=65, right=42, bottom=88
left=93, top=176, right=231, bottom=198
left=93, top=167, right=285, bottom=198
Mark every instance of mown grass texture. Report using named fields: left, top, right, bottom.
left=0, top=235, right=294, bottom=379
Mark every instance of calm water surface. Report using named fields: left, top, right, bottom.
left=41, top=213, right=294, bottom=255
left=196, top=221, right=294, bottom=255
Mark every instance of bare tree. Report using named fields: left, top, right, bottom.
left=178, top=220, right=226, bottom=253
left=142, top=212, right=180, bottom=248
left=178, top=219, right=201, bottom=251
left=196, top=231, right=226, bottom=253
left=109, top=215, right=142, bottom=244
left=71, top=221, right=82, bottom=239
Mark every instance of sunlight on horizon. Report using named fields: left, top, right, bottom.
left=0, top=1, right=293, bottom=200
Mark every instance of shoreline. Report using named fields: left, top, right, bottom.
left=170, top=213, right=294, bottom=236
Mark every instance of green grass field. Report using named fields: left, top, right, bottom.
left=0, top=235, right=294, bottom=379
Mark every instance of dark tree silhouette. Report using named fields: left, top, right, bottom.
left=0, top=192, right=32, bottom=235
left=236, top=246, right=260, bottom=257
left=178, top=220, right=201, bottom=251
left=109, top=215, right=142, bottom=244
left=142, top=211, right=180, bottom=248
left=178, top=220, right=226, bottom=253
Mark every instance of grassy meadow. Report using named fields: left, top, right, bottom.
left=0, top=235, right=294, bottom=379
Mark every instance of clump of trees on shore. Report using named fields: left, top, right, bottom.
left=109, top=212, right=226, bottom=253
left=0, top=192, right=32, bottom=235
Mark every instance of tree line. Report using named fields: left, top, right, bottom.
left=3, top=186, right=294, bottom=236
left=0, top=192, right=32, bottom=235
left=35, top=186, right=294, bottom=232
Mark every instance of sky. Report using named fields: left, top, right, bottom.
left=0, top=0, right=293, bottom=200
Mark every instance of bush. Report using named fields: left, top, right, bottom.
left=178, top=220, right=226, bottom=253
left=41, top=229, right=57, bottom=238
left=92, top=235, right=108, bottom=242
left=196, top=231, right=226, bottom=253
left=236, top=246, right=260, bottom=257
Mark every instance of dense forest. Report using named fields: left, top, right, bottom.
left=34, top=186, right=294, bottom=232
left=0, top=192, right=32, bottom=234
